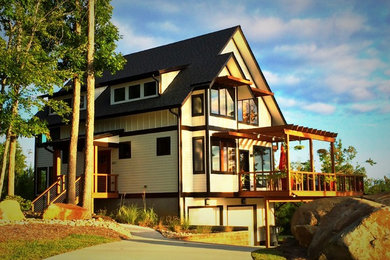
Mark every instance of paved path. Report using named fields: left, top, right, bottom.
left=47, top=224, right=257, bottom=260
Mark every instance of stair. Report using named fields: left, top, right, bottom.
left=32, top=175, right=83, bottom=212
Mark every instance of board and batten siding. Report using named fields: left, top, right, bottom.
left=112, top=130, right=178, bottom=194
left=36, top=147, right=53, bottom=168
left=181, top=130, right=207, bottom=192
left=60, top=109, right=177, bottom=139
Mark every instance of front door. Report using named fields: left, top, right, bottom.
left=239, top=150, right=250, bottom=190
left=97, top=150, right=111, bottom=192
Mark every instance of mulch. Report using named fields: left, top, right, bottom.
left=0, top=223, right=126, bottom=242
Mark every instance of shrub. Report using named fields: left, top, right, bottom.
left=196, top=225, right=212, bottom=234
left=163, top=216, right=181, bottom=232
left=115, top=205, right=139, bottom=224
left=138, top=208, right=158, bottom=227
left=4, top=195, right=32, bottom=212
left=181, top=218, right=190, bottom=232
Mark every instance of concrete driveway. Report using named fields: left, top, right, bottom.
left=47, top=224, right=256, bottom=260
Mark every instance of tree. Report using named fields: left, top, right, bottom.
left=317, top=139, right=372, bottom=175
left=0, top=0, right=73, bottom=199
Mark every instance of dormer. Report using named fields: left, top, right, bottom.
left=110, top=77, right=158, bottom=105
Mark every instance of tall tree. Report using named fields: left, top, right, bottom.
left=82, top=0, right=95, bottom=215
left=0, top=0, right=72, bottom=198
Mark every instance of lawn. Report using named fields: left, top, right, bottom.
left=0, top=223, right=126, bottom=260
left=251, top=248, right=287, bottom=260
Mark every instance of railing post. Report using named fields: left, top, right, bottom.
left=47, top=190, right=50, bottom=207
left=239, top=172, right=242, bottom=191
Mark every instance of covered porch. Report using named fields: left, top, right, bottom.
left=213, top=124, right=364, bottom=198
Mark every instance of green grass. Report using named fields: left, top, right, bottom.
left=251, top=248, right=287, bottom=260
left=0, top=234, right=117, bottom=260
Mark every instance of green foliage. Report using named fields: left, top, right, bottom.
left=115, top=205, right=139, bottom=224
left=138, top=208, right=158, bottom=227
left=274, top=203, right=301, bottom=235
left=251, top=248, right=286, bottom=260
left=162, top=215, right=181, bottom=232
left=0, top=234, right=116, bottom=260
left=364, top=176, right=390, bottom=195
left=195, top=225, right=212, bottom=234
left=14, top=167, right=34, bottom=200
left=4, top=195, right=31, bottom=212
left=0, top=141, right=26, bottom=177
left=317, top=139, right=374, bottom=175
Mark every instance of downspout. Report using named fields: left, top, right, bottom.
left=169, top=107, right=181, bottom=218
left=152, top=74, right=160, bottom=94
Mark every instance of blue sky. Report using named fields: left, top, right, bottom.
left=21, top=0, right=390, bottom=179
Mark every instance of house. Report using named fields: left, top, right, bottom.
left=33, top=26, right=364, bottom=247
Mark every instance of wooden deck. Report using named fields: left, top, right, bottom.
left=238, top=170, right=364, bottom=198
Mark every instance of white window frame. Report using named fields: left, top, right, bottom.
left=110, top=78, right=159, bottom=105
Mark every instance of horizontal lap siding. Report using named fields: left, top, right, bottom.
left=112, top=130, right=178, bottom=193
left=36, top=147, right=53, bottom=168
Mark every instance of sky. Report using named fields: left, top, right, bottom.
left=22, top=0, right=390, bottom=179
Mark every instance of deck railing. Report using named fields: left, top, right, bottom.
left=32, top=175, right=66, bottom=212
left=239, top=171, right=364, bottom=193
left=93, top=173, right=118, bottom=194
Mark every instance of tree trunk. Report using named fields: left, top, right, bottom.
left=7, top=135, right=16, bottom=196
left=67, top=0, right=81, bottom=205
left=0, top=99, right=18, bottom=199
left=82, top=0, right=95, bottom=217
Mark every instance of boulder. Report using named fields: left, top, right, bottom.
left=291, top=197, right=348, bottom=247
left=43, top=203, right=89, bottom=220
left=308, top=198, right=390, bottom=260
left=0, top=200, right=25, bottom=221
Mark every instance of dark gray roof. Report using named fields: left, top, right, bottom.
left=38, top=26, right=240, bottom=126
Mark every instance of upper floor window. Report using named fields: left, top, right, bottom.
left=238, top=99, right=258, bottom=125
left=119, top=142, right=131, bottom=159
left=192, top=137, right=204, bottom=174
left=156, top=137, right=171, bottom=156
left=211, top=138, right=236, bottom=174
left=192, top=94, right=204, bottom=116
left=210, top=87, right=235, bottom=118
left=111, top=81, right=158, bottom=104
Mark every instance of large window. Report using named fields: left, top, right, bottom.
left=157, top=137, right=171, bottom=156
left=253, top=146, right=272, bottom=172
left=210, top=87, right=235, bottom=118
left=111, top=81, right=158, bottom=104
left=119, top=142, right=131, bottom=159
left=192, top=137, right=204, bottom=174
left=238, top=99, right=258, bottom=125
left=211, top=138, right=236, bottom=174
left=192, top=94, right=204, bottom=116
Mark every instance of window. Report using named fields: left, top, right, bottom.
left=111, top=80, right=158, bottom=104
left=211, top=138, right=236, bottom=173
left=37, top=167, right=47, bottom=193
left=62, top=146, right=69, bottom=164
left=119, top=142, right=131, bottom=159
left=114, top=87, right=126, bottom=102
left=238, top=99, right=258, bottom=125
left=254, top=146, right=272, bottom=172
left=210, top=87, right=235, bottom=118
left=192, top=137, right=204, bottom=174
left=192, top=94, right=204, bottom=116
left=157, top=137, right=170, bottom=156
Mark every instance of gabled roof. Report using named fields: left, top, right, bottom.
left=38, top=26, right=286, bottom=126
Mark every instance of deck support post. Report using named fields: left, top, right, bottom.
left=53, top=149, right=61, bottom=193
left=330, top=142, right=336, bottom=191
left=309, top=139, right=315, bottom=191
left=265, top=199, right=271, bottom=248
left=94, top=145, right=98, bottom=194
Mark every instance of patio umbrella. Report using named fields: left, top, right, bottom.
left=279, top=144, right=286, bottom=171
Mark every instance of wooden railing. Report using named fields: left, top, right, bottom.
left=32, top=175, right=66, bottom=212
left=93, top=173, right=118, bottom=194
left=239, top=171, right=364, bottom=194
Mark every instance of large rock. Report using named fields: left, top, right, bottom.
left=308, top=198, right=390, bottom=260
left=291, top=197, right=348, bottom=247
left=43, top=203, right=89, bottom=220
left=0, top=200, right=25, bottom=221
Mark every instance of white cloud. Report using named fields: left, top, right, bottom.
left=302, top=102, right=336, bottom=115
left=277, top=96, right=299, bottom=107
left=149, top=21, right=180, bottom=33
left=113, top=19, right=163, bottom=53
left=263, top=70, right=301, bottom=86
left=350, top=103, right=377, bottom=113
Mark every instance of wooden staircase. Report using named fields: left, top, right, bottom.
left=32, top=175, right=83, bottom=212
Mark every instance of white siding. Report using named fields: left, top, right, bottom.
left=181, top=130, right=206, bottom=192
left=181, top=90, right=205, bottom=127
left=161, top=70, right=180, bottom=93
left=112, top=130, right=178, bottom=193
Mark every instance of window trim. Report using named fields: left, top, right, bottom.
left=156, top=137, right=171, bottom=156
left=192, top=137, right=205, bottom=174
left=111, top=80, right=159, bottom=105
left=191, top=94, right=204, bottom=117
left=119, top=141, right=132, bottom=159
left=210, top=87, right=235, bottom=119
